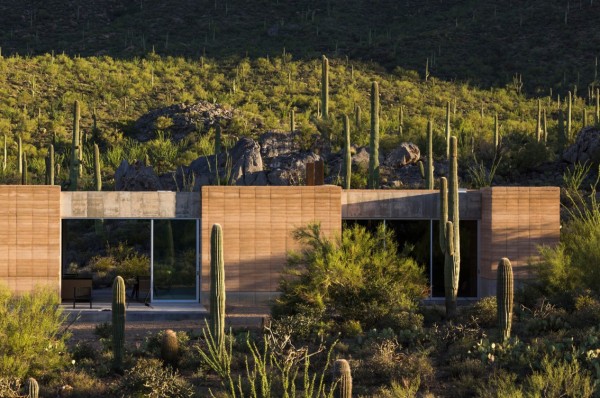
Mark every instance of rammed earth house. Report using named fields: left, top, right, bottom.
left=0, top=185, right=559, bottom=303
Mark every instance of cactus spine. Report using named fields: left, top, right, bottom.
left=69, top=100, right=80, bottom=191
left=343, top=114, right=351, bottom=190
left=367, top=81, right=380, bottom=189
left=440, top=136, right=460, bottom=318
left=426, top=119, right=434, bottom=189
left=210, top=223, right=226, bottom=354
left=321, top=55, right=329, bottom=120
left=94, top=143, right=101, bottom=191
left=161, top=329, right=180, bottom=367
left=567, top=91, right=572, bottom=141
left=334, top=359, right=352, bottom=398
left=445, top=101, right=451, bottom=158
left=497, top=257, right=514, bottom=341
left=26, top=377, right=39, bottom=398
left=112, top=275, right=126, bottom=373
left=290, top=109, right=295, bottom=133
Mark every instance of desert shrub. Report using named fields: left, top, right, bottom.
left=272, top=223, right=428, bottom=334
left=118, top=358, right=194, bottom=398
left=476, top=370, right=525, bottom=398
left=569, top=294, right=600, bottom=328
left=0, top=286, right=70, bottom=379
left=0, top=377, right=22, bottom=398
left=467, top=296, right=497, bottom=328
left=373, top=378, right=420, bottom=398
left=526, top=356, right=594, bottom=398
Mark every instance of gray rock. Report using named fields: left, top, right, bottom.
left=563, top=126, right=600, bottom=164
left=134, top=101, right=235, bottom=142
left=228, top=137, right=263, bottom=185
left=385, top=142, right=421, bottom=167
left=115, top=160, right=163, bottom=191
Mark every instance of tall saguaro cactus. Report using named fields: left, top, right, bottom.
left=210, top=223, right=226, bottom=354
left=112, top=275, right=126, bottom=373
left=426, top=119, right=434, bottom=189
left=440, top=136, right=460, bottom=318
left=69, top=100, right=80, bottom=191
left=567, top=91, right=572, bottom=141
left=334, top=359, right=352, bottom=398
left=46, top=144, right=54, bottom=185
left=94, top=143, right=101, bottom=191
left=536, top=99, right=542, bottom=142
left=596, top=88, right=599, bottom=124
left=497, top=257, right=514, bottom=341
left=445, top=101, right=451, bottom=158
left=321, top=55, right=329, bottom=120
left=368, top=81, right=380, bottom=189
left=17, top=136, right=22, bottom=175
left=494, top=113, right=499, bottom=151
left=343, top=114, right=351, bottom=190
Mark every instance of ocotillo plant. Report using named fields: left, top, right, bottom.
left=334, top=359, right=352, bottom=398
left=69, top=100, right=80, bottom=191
left=343, top=114, right=351, bottom=190
left=290, top=109, right=295, bottom=133
left=497, top=257, right=514, bottom=341
left=445, top=101, right=451, bottom=158
left=426, top=119, right=434, bottom=189
left=321, top=55, right=329, bottom=120
left=567, top=91, right=572, bottom=141
left=94, top=143, right=101, bottom=191
left=112, top=275, right=126, bottom=373
left=368, top=81, right=380, bottom=189
left=494, top=113, right=499, bottom=151
left=210, top=223, right=226, bottom=355
left=440, top=136, right=460, bottom=318
left=215, top=123, right=221, bottom=186
left=27, top=377, right=39, bottom=398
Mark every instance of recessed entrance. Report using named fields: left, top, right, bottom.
left=61, top=219, right=199, bottom=304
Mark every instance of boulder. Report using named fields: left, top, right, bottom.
left=384, top=142, right=421, bottom=167
left=115, top=160, right=163, bottom=191
left=563, top=126, right=600, bottom=164
left=133, top=101, right=234, bottom=142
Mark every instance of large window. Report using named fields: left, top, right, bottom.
left=344, top=219, right=478, bottom=298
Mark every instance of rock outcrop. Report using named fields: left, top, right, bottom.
left=115, top=160, right=163, bottom=191
left=563, top=126, right=600, bottom=164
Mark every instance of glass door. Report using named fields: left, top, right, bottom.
left=151, top=219, right=199, bottom=302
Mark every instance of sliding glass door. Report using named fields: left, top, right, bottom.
left=151, top=219, right=199, bottom=302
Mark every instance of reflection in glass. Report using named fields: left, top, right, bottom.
left=153, top=220, right=197, bottom=300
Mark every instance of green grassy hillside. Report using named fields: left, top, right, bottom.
left=1, top=0, right=598, bottom=91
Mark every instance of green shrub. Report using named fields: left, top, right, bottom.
left=526, top=356, right=594, bottom=398
left=118, top=358, right=194, bottom=398
left=467, top=296, right=497, bottom=328
left=0, top=286, right=70, bottom=379
left=272, top=223, right=428, bottom=333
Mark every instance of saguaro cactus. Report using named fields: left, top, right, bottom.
left=596, top=88, right=599, bottom=124
left=17, top=136, right=22, bottom=175
left=69, top=100, right=80, bottom=191
left=94, top=143, right=101, bottom=191
left=497, top=257, right=514, bottom=340
left=399, top=105, right=405, bottom=136
left=290, top=109, right=295, bottom=133
left=368, top=81, right=380, bottom=189
left=210, top=223, right=226, bottom=354
left=440, top=136, right=460, bottom=318
left=445, top=101, right=451, bottom=158
left=21, top=153, right=27, bottom=185
left=112, top=275, right=126, bottom=373
left=321, top=55, right=329, bottom=120
left=214, top=123, right=221, bottom=186
left=343, top=114, right=351, bottom=190
left=46, top=144, right=54, bottom=185
left=494, top=113, right=499, bottom=151
left=426, top=119, right=434, bottom=189
left=536, top=99, right=542, bottom=142
left=27, top=377, right=39, bottom=398
left=567, top=91, right=572, bottom=141
left=334, top=359, right=352, bottom=398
